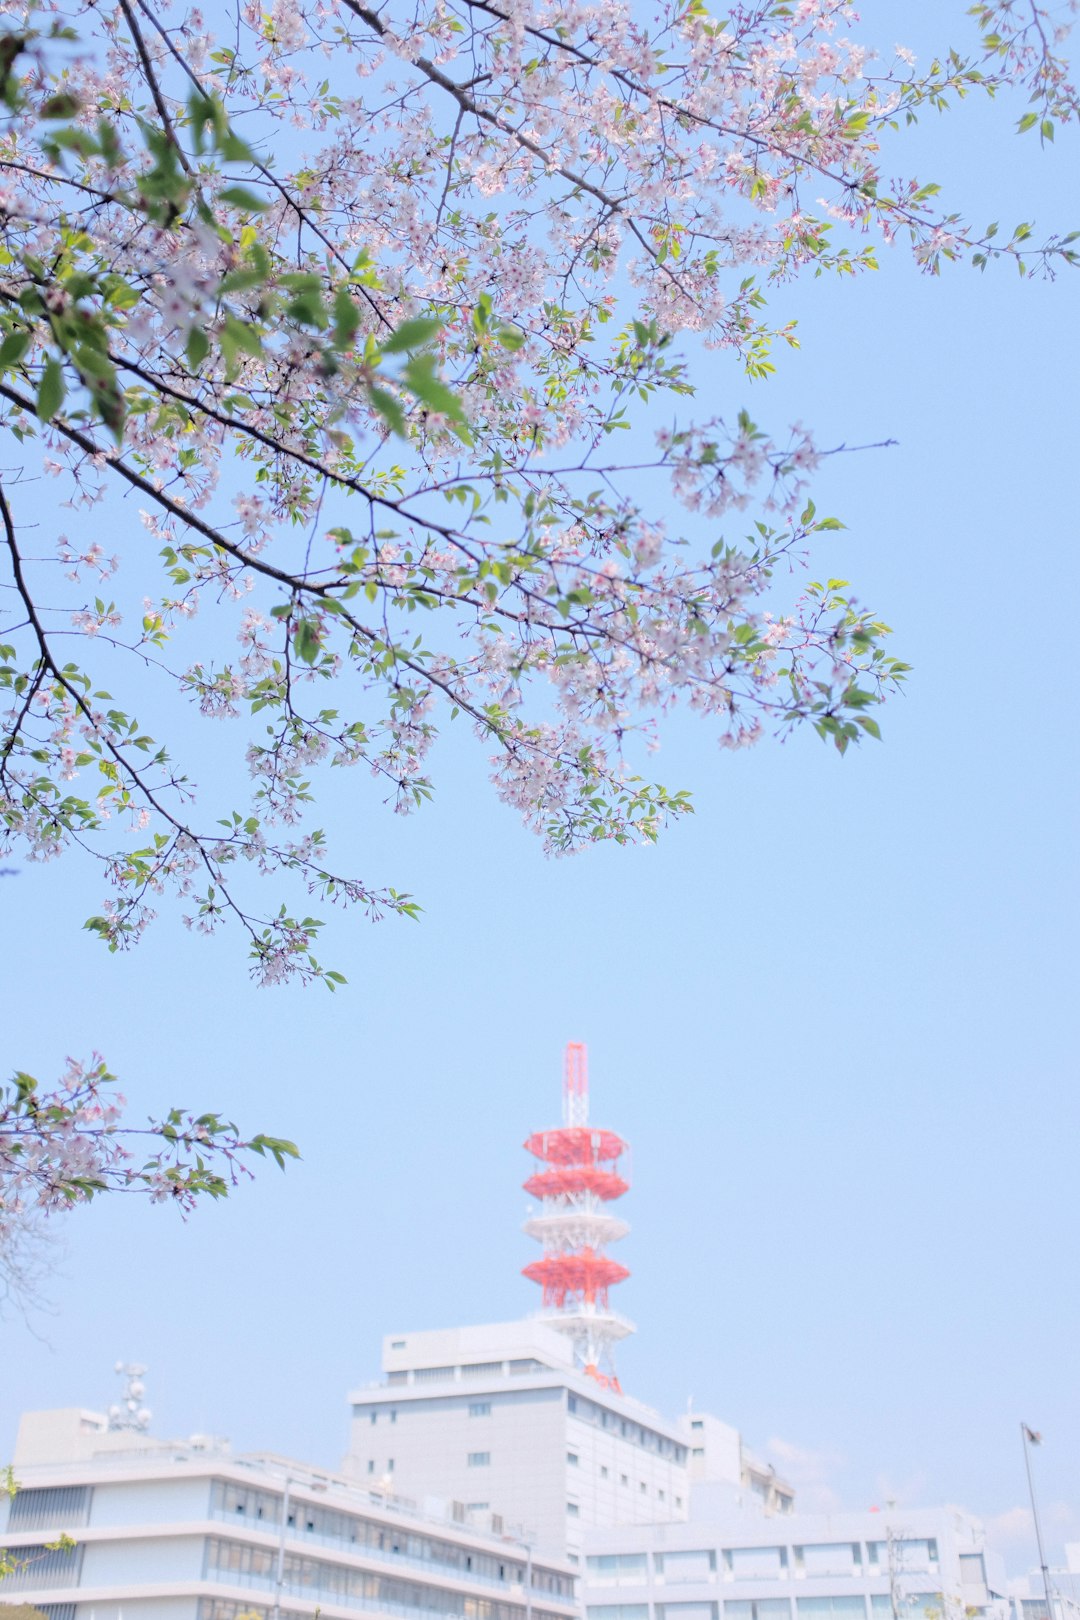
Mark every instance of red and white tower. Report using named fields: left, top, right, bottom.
left=522, top=1042, right=633, bottom=1391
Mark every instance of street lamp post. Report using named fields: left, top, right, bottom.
left=272, top=1474, right=328, bottom=1620
left=271, top=1476, right=294, bottom=1620
left=1021, top=1425, right=1055, bottom=1620
left=502, top=1536, right=534, bottom=1620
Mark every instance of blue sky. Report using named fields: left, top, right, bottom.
left=2, top=0, right=1078, bottom=1581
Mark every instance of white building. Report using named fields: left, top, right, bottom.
left=0, top=1339, right=1020, bottom=1620
left=1005, top=1545, right=1080, bottom=1620
left=344, top=1321, right=795, bottom=1565
left=344, top=1320, right=692, bottom=1563
left=675, top=1415, right=793, bottom=1519
left=1, top=1405, right=577, bottom=1620
left=579, top=1496, right=1010, bottom=1620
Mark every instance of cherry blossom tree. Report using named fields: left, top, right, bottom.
left=0, top=1054, right=297, bottom=1304
left=0, top=0, right=1076, bottom=1256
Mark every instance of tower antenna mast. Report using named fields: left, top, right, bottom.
left=522, top=1043, right=633, bottom=1391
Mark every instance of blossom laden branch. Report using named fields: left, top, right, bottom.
left=0, top=0, right=1071, bottom=985
left=0, top=1054, right=299, bottom=1235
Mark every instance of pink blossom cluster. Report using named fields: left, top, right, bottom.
left=0, top=1057, right=130, bottom=1232
left=1, top=1055, right=297, bottom=1260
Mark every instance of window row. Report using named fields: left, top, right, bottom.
left=205, top=1537, right=571, bottom=1620
left=567, top=1394, right=687, bottom=1463
left=588, top=1545, right=940, bottom=1586
left=585, top=1597, right=947, bottom=1620
left=211, top=1483, right=572, bottom=1596
left=0, top=1542, right=84, bottom=1593
left=7, top=1486, right=93, bottom=1533
left=384, top=1359, right=547, bottom=1388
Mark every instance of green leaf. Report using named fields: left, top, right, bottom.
left=368, top=385, right=406, bottom=437
left=222, top=313, right=263, bottom=359
left=40, top=91, right=82, bottom=119
left=293, top=619, right=322, bottom=665
left=402, top=352, right=466, bottom=424
left=36, top=357, right=65, bottom=422
left=218, top=184, right=268, bottom=212
left=186, top=325, right=210, bottom=369
left=381, top=315, right=442, bottom=355
left=0, top=328, right=31, bottom=370
left=332, top=284, right=361, bottom=350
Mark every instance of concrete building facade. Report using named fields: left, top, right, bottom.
left=344, top=1321, right=692, bottom=1562
left=0, top=1406, right=577, bottom=1620
left=579, top=1497, right=1010, bottom=1620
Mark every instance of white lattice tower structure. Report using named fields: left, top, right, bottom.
left=522, top=1043, right=633, bottom=1390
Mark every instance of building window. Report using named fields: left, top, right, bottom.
left=691, top=1419, right=704, bottom=1430
left=659, top=1490, right=666, bottom=1502
left=391, top=1339, right=406, bottom=1349
left=586, top=1554, right=648, bottom=1582
left=728, top=1549, right=787, bottom=1578
left=468, top=1452, right=491, bottom=1467
left=569, top=1395, right=578, bottom=1412
left=8, top=1487, right=92, bottom=1532
left=620, top=1474, right=629, bottom=1486
left=675, top=1497, right=684, bottom=1509
left=795, top=1600, right=867, bottom=1620
left=370, top=1411, right=377, bottom=1424
left=960, top=1555, right=987, bottom=1589
left=387, top=1370, right=407, bottom=1386
left=656, top=1606, right=719, bottom=1620
left=469, top=1402, right=492, bottom=1417
left=601, top=1466, right=609, bottom=1480
left=463, top=1361, right=504, bottom=1377
left=726, top=1604, right=792, bottom=1620
left=692, top=1447, right=704, bottom=1458
left=797, top=1546, right=861, bottom=1577
left=568, top=1502, right=580, bottom=1517
left=658, top=1552, right=716, bottom=1581
left=367, top=1460, right=375, bottom=1474
left=640, top=1482, right=648, bottom=1494
left=414, top=1365, right=456, bottom=1383
left=390, top=1410, right=397, bottom=1423
left=387, top=1459, right=394, bottom=1472
left=867, top=1542, right=937, bottom=1573
left=0, top=1543, right=83, bottom=1592
left=568, top=1452, right=579, bottom=1466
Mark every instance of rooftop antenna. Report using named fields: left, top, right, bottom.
left=108, top=1362, right=152, bottom=1432
left=522, top=1043, right=633, bottom=1391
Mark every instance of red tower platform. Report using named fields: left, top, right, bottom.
left=522, top=1043, right=633, bottom=1390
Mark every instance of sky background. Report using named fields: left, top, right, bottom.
left=2, top=0, right=1078, bottom=1586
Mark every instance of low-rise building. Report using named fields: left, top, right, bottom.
left=580, top=1498, right=1010, bottom=1620
left=1, top=1406, right=578, bottom=1620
